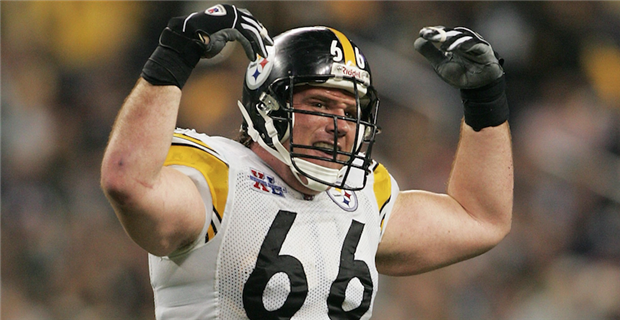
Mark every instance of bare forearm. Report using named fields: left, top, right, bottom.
left=101, top=79, right=182, bottom=202
left=447, top=121, right=513, bottom=234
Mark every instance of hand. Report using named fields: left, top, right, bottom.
left=167, top=4, right=273, bottom=61
left=414, top=26, right=503, bottom=89
left=141, top=4, right=272, bottom=88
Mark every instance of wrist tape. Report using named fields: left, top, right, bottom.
left=141, top=28, right=205, bottom=89
left=460, top=75, right=509, bottom=131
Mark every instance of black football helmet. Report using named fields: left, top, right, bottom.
left=237, top=26, right=380, bottom=191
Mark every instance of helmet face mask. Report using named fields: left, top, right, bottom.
left=238, top=26, right=380, bottom=191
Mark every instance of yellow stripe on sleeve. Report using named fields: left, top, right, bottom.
left=164, top=144, right=229, bottom=219
left=173, top=133, right=220, bottom=155
left=373, top=163, right=391, bottom=212
left=329, top=28, right=356, bottom=67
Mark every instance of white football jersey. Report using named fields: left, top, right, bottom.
left=149, top=128, right=400, bottom=320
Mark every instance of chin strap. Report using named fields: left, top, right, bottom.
left=291, top=158, right=343, bottom=191
left=238, top=100, right=343, bottom=192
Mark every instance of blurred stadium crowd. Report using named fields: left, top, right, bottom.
left=2, top=1, right=620, bottom=319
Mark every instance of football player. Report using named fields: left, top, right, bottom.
left=101, top=4, right=513, bottom=319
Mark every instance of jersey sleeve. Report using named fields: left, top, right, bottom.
left=370, top=162, right=400, bottom=240
left=163, top=129, right=231, bottom=254
left=165, top=165, right=213, bottom=256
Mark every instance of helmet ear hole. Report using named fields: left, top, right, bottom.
left=258, top=93, right=280, bottom=113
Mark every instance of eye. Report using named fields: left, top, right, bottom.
left=344, top=108, right=357, bottom=118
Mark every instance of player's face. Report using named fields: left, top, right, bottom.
left=289, top=86, right=358, bottom=170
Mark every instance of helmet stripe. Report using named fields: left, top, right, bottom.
left=328, top=28, right=356, bottom=67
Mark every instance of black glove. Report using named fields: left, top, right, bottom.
left=414, top=26, right=509, bottom=131
left=169, top=4, right=272, bottom=60
left=142, top=4, right=273, bottom=89
left=414, top=26, right=503, bottom=89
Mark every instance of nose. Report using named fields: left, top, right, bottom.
left=326, top=112, right=351, bottom=138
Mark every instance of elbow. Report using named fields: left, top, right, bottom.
left=493, top=220, right=511, bottom=249
left=100, top=155, right=134, bottom=207
left=100, top=147, right=160, bottom=208
left=499, top=213, right=513, bottom=242
left=487, top=206, right=513, bottom=248
left=498, top=200, right=513, bottom=238
left=501, top=210, right=513, bottom=237
left=101, top=178, right=128, bottom=207
left=101, top=175, right=130, bottom=209
left=469, top=201, right=513, bottom=252
left=478, top=192, right=513, bottom=245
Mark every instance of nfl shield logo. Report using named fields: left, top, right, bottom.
left=205, top=5, right=226, bottom=16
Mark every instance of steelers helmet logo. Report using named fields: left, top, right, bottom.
left=327, top=188, right=358, bottom=212
left=245, top=46, right=274, bottom=90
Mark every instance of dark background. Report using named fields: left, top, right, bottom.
left=2, top=1, right=620, bottom=319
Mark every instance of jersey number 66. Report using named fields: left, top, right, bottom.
left=243, top=210, right=373, bottom=320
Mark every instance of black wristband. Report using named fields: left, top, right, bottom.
left=141, top=28, right=205, bottom=89
left=460, top=75, right=509, bottom=132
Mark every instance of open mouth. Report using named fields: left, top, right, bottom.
left=312, top=142, right=340, bottom=158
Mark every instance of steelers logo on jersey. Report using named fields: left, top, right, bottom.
left=327, top=188, right=358, bottom=212
left=245, top=46, right=274, bottom=90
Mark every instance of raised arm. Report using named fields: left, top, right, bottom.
left=101, top=4, right=272, bottom=256
left=101, top=81, right=202, bottom=256
left=377, top=27, right=513, bottom=275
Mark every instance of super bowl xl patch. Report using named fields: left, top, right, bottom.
left=249, top=168, right=286, bottom=197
